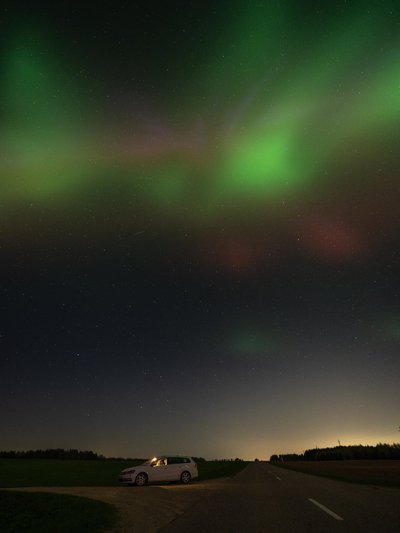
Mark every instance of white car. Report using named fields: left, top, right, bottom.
left=119, top=456, right=198, bottom=486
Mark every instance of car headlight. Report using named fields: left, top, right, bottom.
left=124, top=469, right=135, bottom=474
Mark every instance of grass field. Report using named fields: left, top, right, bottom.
left=0, top=459, right=248, bottom=488
left=0, top=490, right=117, bottom=533
left=0, top=459, right=248, bottom=532
left=197, top=460, right=248, bottom=480
left=272, top=460, right=400, bottom=487
left=0, top=459, right=143, bottom=488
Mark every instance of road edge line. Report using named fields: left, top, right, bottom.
left=308, top=498, right=344, bottom=521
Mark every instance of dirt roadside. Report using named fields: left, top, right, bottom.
left=7, top=479, right=228, bottom=532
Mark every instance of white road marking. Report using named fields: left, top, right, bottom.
left=308, top=498, right=344, bottom=521
left=275, top=476, right=281, bottom=481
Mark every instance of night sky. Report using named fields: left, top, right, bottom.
left=1, top=1, right=399, bottom=460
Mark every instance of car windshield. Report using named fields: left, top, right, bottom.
left=143, top=457, right=157, bottom=465
left=143, top=457, right=168, bottom=466
left=143, top=457, right=168, bottom=465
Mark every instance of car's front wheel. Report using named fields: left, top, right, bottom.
left=135, top=473, right=148, bottom=486
left=180, top=471, right=191, bottom=484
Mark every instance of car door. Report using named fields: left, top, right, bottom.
left=166, top=457, right=181, bottom=480
left=162, top=458, right=178, bottom=481
left=150, top=457, right=170, bottom=482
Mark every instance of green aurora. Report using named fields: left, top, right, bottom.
left=1, top=2, right=399, bottom=220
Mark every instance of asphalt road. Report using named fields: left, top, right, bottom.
left=161, top=462, right=400, bottom=532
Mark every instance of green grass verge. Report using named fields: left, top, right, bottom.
left=0, top=459, right=143, bottom=487
left=197, top=461, right=249, bottom=480
left=0, top=459, right=248, bottom=487
left=270, top=460, right=400, bottom=487
left=0, top=490, right=117, bottom=533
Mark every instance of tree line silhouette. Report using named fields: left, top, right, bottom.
left=270, top=443, right=400, bottom=461
left=0, top=450, right=240, bottom=462
left=0, top=449, right=104, bottom=460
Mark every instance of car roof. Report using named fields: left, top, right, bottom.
left=160, top=455, right=190, bottom=458
left=156, top=455, right=192, bottom=461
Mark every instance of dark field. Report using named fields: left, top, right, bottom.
left=0, top=460, right=248, bottom=532
left=0, top=459, right=248, bottom=488
left=272, top=460, right=400, bottom=487
left=0, top=459, right=143, bottom=487
left=197, top=461, right=248, bottom=480
left=0, top=490, right=117, bottom=533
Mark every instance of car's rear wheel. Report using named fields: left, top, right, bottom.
left=135, top=473, right=148, bottom=486
left=180, top=471, right=191, bottom=484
